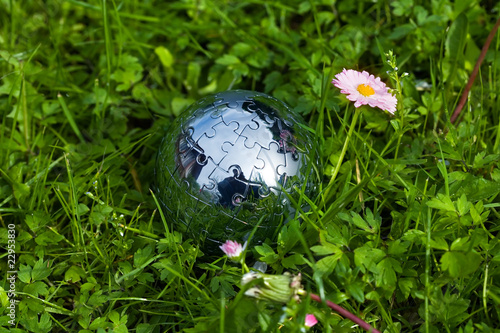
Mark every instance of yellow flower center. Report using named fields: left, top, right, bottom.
left=357, top=84, right=375, bottom=97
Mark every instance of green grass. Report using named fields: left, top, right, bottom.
left=1, top=0, right=500, bottom=332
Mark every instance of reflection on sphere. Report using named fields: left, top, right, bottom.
left=155, top=90, right=320, bottom=255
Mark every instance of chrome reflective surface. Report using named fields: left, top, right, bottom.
left=155, top=90, right=320, bottom=255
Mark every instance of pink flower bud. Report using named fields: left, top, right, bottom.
left=305, top=314, right=318, bottom=328
left=219, top=240, right=245, bottom=261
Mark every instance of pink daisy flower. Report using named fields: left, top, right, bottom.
left=305, top=314, right=318, bottom=327
left=332, top=69, right=397, bottom=114
left=220, top=240, right=246, bottom=261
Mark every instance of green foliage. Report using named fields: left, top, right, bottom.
left=1, top=0, right=500, bottom=332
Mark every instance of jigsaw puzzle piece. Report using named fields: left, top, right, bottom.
left=209, top=103, right=230, bottom=121
left=197, top=121, right=240, bottom=164
left=250, top=141, right=285, bottom=188
left=263, top=113, right=279, bottom=126
left=176, top=132, right=197, bottom=155
left=219, top=137, right=265, bottom=180
left=269, top=114, right=294, bottom=128
left=277, top=129, right=299, bottom=156
left=209, top=92, right=258, bottom=126
left=276, top=152, right=302, bottom=188
left=218, top=106, right=258, bottom=133
left=185, top=115, right=222, bottom=142
left=259, top=98, right=295, bottom=128
left=238, top=116, right=275, bottom=149
left=208, top=165, right=250, bottom=208
left=174, top=133, right=205, bottom=179
left=190, top=155, right=219, bottom=191
left=206, top=163, right=231, bottom=184
left=276, top=129, right=303, bottom=187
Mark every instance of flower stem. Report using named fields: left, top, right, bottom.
left=393, top=72, right=404, bottom=160
left=324, top=107, right=360, bottom=201
left=308, top=292, right=381, bottom=333
left=241, top=261, right=250, bottom=274
left=451, top=15, right=500, bottom=124
left=394, top=116, right=403, bottom=160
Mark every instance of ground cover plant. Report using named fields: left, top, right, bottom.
left=1, top=0, right=500, bottom=332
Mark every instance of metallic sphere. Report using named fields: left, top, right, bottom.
left=155, top=90, right=320, bottom=255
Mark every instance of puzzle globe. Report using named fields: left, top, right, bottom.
left=155, top=90, right=320, bottom=256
